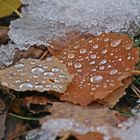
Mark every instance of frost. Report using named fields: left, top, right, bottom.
left=0, top=43, right=16, bottom=68
left=9, top=0, right=140, bottom=50
left=26, top=118, right=110, bottom=140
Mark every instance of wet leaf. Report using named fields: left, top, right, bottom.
left=0, top=56, right=73, bottom=93
left=0, top=0, right=21, bottom=18
left=49, top=33, right=139, bottom=106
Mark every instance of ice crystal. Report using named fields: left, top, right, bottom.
left=9, top=0, right=140, bottom=50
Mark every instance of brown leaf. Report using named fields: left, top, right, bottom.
left=75, top=132, right=120, bottom=140
left=0, top=56, right=73, bottom=93
left=6, top=122, right=27, bottom=140
left=0, top=98, right=7, bottom=139
left=0, top=26, right=9, bottom=44
left=39, top=102, right=126, bottom=140
left=48, top=33, right=139, bottom=106
left=41, top=102, right=124, bottom=127
left=22, top=96, right=51, bottom=113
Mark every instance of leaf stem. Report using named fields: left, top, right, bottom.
left=9, top=113, right=40, bottom=121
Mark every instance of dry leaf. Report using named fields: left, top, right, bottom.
left=41, top=102, right=124, bottom=128
left=48, top=33, right=139, bottom=106
left=0, top=56, right=73, bottom=93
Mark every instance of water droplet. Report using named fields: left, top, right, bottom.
left=44, top=71, right=54, bottom=77
left=19, top=82, right=33, bottom=89
left=74, top=63, right=82, bottom=69
left=92, top=68, right=96, bottom=72
left=80, top=48, right=87, bottom=54
left=111, top=39, right=122, bottom=47
left=90, top=54, right=97, bottom=59
left=31, top=66, right=44, bottom=75
left=99, top=59, right=107, bottom=65
left=67, top=53, right=75, bottom=59
left=101, top=49, right=107, bottom=54
left=35, top=84, right=44, bottom=89
left=33, top=75, right=38, bottom=79
left=110, top=69, right=118, bottom=75
left=125, top=45, right=131, bottom=50
left=54, top=79, right=60, bottom=83
left=104, top=38, right=109, bottom=42
left=74, top=45, right=80, bottom=49
left=91, top=87, right=96, bottom=91
left=127, top=56, right=131, bottom=60
left=125, top=68, right=129, bottom=71
left=67, top=62, right=73, bottom=66
left=59, top=74, right=65, bottom=79
left=52, top=67, right=60, bottom=72
left=46, top=85, right=52, bottom=88
left=107, top=65, right=111, bottom=68
left=118, top=58, right=123, bottom=62
left=90, top=60, right=96, bottom=65
left=31, top=61, right=36, bottom=65
left=15, top=63, right=24, bottom=69
left=15, top=80, right=21, bottom=83
left=46, top=57, right=53, bottom=61
left=90, top=75, right=103, bottom=83
left=92, top=44, right=99, bottom=49
left=99, top=66, right=105, bottom=70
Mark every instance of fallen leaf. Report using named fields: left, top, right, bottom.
left=0, top=0, right=21, bottom=18
left=22, top=96, right=51, bottom=113
left=27, top=102, right=126, bottom=140
left=0, top=56, right=73, bottom=93
left=48, top=32, right=139, bottom=106
left=75, top=132, right=120, bottom=140
left=0, top=98, right=7, bottom=139
left=41, top=102, right=125, bottom=128
left=0, top=26, right=9, bottom=43
left=6, top=121, right=27, bottom=140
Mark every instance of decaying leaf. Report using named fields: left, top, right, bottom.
left=0, top=56, right=73, bottom=93
left=0, top=26, right=9, bottom=43
left=74, top=132, right=120, bottom=140
left=40, top=102, right=124, bottom=128
left=0, top=0, right=21, bottom=18
left=22, top=96, right=51, bottom=113
left=25, top=102, right=129, bottom=140
left=0, top=98, right=7, bottom=139
left=8, top=0, right=140, bottom=49
left=48, top=32, right=139, bottom=106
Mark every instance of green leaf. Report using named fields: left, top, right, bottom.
left=0, top=0, right=21, bottom=18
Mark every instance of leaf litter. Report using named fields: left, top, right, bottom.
left=0, top=0, right=140, bottom=140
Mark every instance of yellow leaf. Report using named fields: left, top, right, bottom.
left=0, top=0, right=21, bottom=18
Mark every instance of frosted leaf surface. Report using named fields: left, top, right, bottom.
left=9, top=0, right=140, bottom=50
left=0, top=57, right=73, bottom=93
left=0, top=43, right=16, bottom=68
